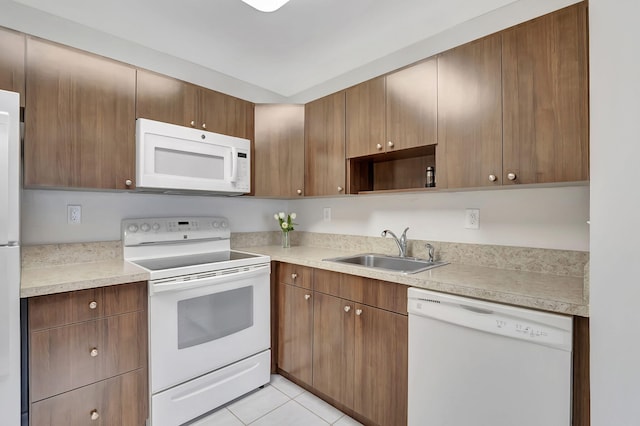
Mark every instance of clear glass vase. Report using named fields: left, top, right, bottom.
left=282, top=231, right=291, bottom=248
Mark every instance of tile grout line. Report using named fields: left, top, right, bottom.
left=243, top=384, right=293, bottom=425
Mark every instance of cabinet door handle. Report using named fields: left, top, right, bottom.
left=90, top=348, right=98, bottom=357
left=297, top=189, right=303, bottom=195
left=488, top=174, right=497, bottom=182
left=90, top=410, right=100, bottom=421
left=190, top=120, right=196, bottom=127
left=304, top=294, right=311, bottom=300
left=337, top=186, right=343, bottom=193
left=291, top=273, right=297, bottom=280
left=202, top=123, right=207, bottom=130
left=89, top=301, right=97, bottom=310
left=376, top=143, right=383, bottom=150
left=507, top=172, right=517, bottom=181
left=387, top=141, right=394, bottom=148
left=356, top=309, right=363, bottom=316
left=344, top=305, right=351, bottom=312
left=125, top=179, right=133, bottom=187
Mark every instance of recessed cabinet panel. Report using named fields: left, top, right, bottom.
left=345, top=77, right=386, bottom=158
left=277, top=283, right=313, bottom=385
left=502, top=2, right=589, bottom=184
left=436, top=34, right=503, bottom=189
left=0, top=27, right=25, bottom=106
left=136, top=69, right=198, bottom=128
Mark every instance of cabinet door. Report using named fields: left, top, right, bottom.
left=354, top=304, right=408, bottom=426
left=502, top=3, right=589, bottom=184
left=277, top=283, right=313, bottom=385
left=136, top=69, right=198, bottom=128
left=25, top=38, right=136, bottom=190
left=31, top=368, right=147, bottom=426
left=305, top=92, right=346, bottom=196
left=0, top=27, right=25, bottom=106
left=254, top=104, right=305, bottom=197
left=312, top=292, right=354, bottom=408
left=199, top=88, right=250, bottom=139
left=386, top=58, right=438, bottom=151
left=345, top=76, right=385, bottom=158
left=436, top=34, right=503, bottom=189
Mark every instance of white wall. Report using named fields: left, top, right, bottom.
left=22, top=185, right=590, bottom=251
left=589, top=1, right=640, bottom=424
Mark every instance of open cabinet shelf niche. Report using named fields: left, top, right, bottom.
left=347, top=145, right=437, bottom=194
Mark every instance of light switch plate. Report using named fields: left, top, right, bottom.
left=464, top=208, right=479, bottom=229
left=323, top=207, right=331, bottom=222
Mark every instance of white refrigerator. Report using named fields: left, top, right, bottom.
left=0, top=89, right=21, bottom=426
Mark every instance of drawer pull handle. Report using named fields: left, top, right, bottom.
left=90, top=348, right=98, bottom=357
left=89, top=301, right=97, bottom=310
left=291, top=273, right=297, bottom=280
left=90, top=410, right=100, bottom=421
left=304, top=294, right=311, bottom=300
left=344, top=305, right=351, bottom=313
left=356, top=309, right=363, bottom=316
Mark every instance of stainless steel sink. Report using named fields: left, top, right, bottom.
left=323, top=253, right=448, bottom=274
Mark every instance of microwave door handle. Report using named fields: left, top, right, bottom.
left=229, top=147, right=238, bottom=183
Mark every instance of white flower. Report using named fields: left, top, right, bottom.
left=279, top=212, right=285, bottom=219
left=281, top=222, right=289, bottom=229
left=274, top=214, right=279, bottom=220
left=290, top=213, right=297, bottom=219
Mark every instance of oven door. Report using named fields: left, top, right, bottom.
left=149, top=264, right=270, bottom=393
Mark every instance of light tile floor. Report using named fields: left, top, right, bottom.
left=190, top=374, right=363, bottom=426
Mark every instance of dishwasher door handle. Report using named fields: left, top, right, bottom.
left=459, top=304, right=494, bottom=315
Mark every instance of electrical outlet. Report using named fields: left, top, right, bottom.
left=464, top=208, right=480, bottom=229
left=323, top=207, right=332, bottom=222
left=67, top=205, right=82, bottom=224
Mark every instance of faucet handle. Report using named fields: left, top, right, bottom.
left=425, top=243, right=434, bottom=262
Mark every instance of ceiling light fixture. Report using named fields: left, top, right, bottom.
left=241, top=0, right=290, bottom=12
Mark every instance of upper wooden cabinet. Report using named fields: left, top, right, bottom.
left=345, top=59, right=437, bottom=159
left=502, top=2, right=589, bottom=184
left=136, top=69, right=253, bottom=139
left=0, top=27, right=25, bottom=106
left=436, top=34, right=503, bottom=189
left=304, top=92, right=346, bottom=196
left=254, top=104, right=305, bottom=197
left=24, top=38, right=136, bottom=190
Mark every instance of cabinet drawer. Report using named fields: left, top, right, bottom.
left=31, top=368, right=148, bottom=426
left=278, top=263, right=312, bottom=289
left=30, top=310, right=147, bottom=402
left=29, top=282, right=146, bottom=331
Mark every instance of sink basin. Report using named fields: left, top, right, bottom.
left=323, top=253, right=448, bottom=274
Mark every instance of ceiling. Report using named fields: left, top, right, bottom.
left=11, top=0, right=519, bottom=98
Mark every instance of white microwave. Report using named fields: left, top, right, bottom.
left=136, top=118, right=251, bottom=195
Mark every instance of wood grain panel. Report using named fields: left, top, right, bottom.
left=102, top=311, right=147, bottom=378
left=31, top=368, right=147, bottom=426
left=305, top=92, right=346, bottom=196
left=345, top=76, right=386, bottom=158
left=573, top=316, right=590, bottom=426
left=312, top=292, right=355, bottom=409
left=373, top=154, right=436, bottom=191
left=341, top=275, right=407, bottom=315
left=199, top=87, right=249, bottom=138
left=502, top=2, right=589, bottom=184
left=29, top=288, right=103, bottom=331
left=136, top=69, right=198, bottom=127
left=436, top=33, right=503, bottom=189
left=354, top=305, right=408, bottom=426
left=312, top=268, right=342, bottom=296
left=254, top=104, right=305, bottom=197
left=386, top=58, right=438, bottom=151
left=278, top=263, right=313, bottom=289
left=24, top=37, right=136, bottom=190
left=0, top=27, right=25, bottom=106
left=277, top=283, right=313, bottom=385
left=102, top=281, right=146, bottom=317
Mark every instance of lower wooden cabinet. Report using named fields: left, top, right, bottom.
left=277, top=264, right=408, bottom=426
left=28, top=282, right=148, bottom=426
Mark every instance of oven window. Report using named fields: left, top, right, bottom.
left=177, top=286, right=253, bottom=349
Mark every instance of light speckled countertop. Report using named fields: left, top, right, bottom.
left=237, top=245, right=589, bottom=317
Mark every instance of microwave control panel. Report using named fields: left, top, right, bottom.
left=235, top=150, right=250, bottom=192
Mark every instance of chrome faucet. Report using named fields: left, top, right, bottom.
left=381, top=227, right=409, bottom=257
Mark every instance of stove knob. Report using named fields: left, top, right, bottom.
left=220, top=221, right=228, bottom=228
left=212, top=222, right=219, bottom=228
left=152, top=223, right=160, bottom=231
left=127, top=224, right=139, bottom=233
left=141, top=223, right=151, bottom=232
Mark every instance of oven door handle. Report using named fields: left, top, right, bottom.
left=150, top=264, right=270, bottom=295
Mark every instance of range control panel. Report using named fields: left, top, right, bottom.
left=123, top=217, right=230, bottom=246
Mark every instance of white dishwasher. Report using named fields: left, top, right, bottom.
left=407, top=287, right=573, bottom=426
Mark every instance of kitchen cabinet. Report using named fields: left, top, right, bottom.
left=345, top=76, right=386, bottom=159
left=304, top=92, right=346, bottom=196
left=28, top=282, right=148, bottom=426
left=136, top=69, right=253, bottom=139
left=0, top=26, right=25, bottom=106
left=276, top=264, right=313, bottom=385
left=436, top=33, right=503, bottom=189
left=24, top=37, right=136, bottom=190
left=502, top=2, right=589, bottom=184
left=254, top=104, right=305, bottom=197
